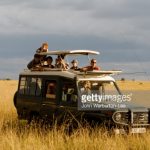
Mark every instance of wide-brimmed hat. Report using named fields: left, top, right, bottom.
left=91, top=58, right=96, bottom=63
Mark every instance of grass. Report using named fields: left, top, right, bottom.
left=0, top=80, right=150, bottom=150
left=117, top=80, right=150, bottom=90
left=0, top=117, right=150, bottom=150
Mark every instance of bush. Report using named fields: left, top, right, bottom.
left=121, top=78, right=125, bottom=81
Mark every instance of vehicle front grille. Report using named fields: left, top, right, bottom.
left=121, top=112, right=129, bottom=124
left=132, top=112, right=149, bottom=125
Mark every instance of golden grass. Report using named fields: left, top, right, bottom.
left=0, top=80, right=150, bottom=150
left=117, top=80, right=150, bottom=91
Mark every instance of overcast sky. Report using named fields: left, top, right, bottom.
left=0, top=0, right=150, bottom=80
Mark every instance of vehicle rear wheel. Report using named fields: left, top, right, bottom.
left=27, top=112, right=40, bottom=124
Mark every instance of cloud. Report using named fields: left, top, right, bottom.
left=0, top=0, right=149, bottom=49
left=0, top=57, right=28, bottom=79
left=0, top=34, right=149, bottom=62
left=0, top=0, right=95, bottom=10
left=0, top=0, right=150, bottom=79
left=91, top=0, right=150, bottom=19
left=100, top=61, right=150, bottom=80
left=0, top=56, right=149, bottom=80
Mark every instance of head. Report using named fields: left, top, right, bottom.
left=57, top=57, right=62, bottom=63
left=42, top=42, right=48, bottom=52
left=47, top=83, right=56, bottom=94
left=57, top=55, right=65, bottom=63
left=58, top=54, right=65, bottom=59
left=55, top=58, right=58, bottom=63
left=55, top=57, right=62, bottom=65
left=91, top=59, right=97, bottom=67
left=46, top=56, right=53, bottom=64
left=71, top=59, right=78, bottom=67
left=84, top=81, right=91, bottom=90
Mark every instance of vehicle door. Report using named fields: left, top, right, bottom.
left=40, top=79, right=59, bottom=121
left=17, top=76, right=42, bottom=116
left=58, top=80, right=81, bottom=123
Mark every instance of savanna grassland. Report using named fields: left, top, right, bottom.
left=0, top=80, right=150, bottom=150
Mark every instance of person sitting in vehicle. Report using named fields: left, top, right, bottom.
left=36, top=42, right=48, bottom=53
left=55, top=55, right=69, bottom=70
left=70, top=59, right=80, bottom=71
left=27, top=54, right=45, bottom=69
left=82, top=81, right=92, bottom=94
left=81, top=58, right=100, bottom=71
left=46, top=82, right=56, bottom=99
left=43, top=56, right=54, bottom=68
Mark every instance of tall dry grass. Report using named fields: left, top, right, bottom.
left=0, top=80, right=150, bottom=150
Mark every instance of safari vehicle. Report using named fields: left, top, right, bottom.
left=14, top=50, right=150, bottom=134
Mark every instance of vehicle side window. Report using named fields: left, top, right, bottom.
left=46, top=81, right=56, bottom=100
left=19, top=77, right=42, bottom=96
left=19, top=77, right=26, bottom=94
left=62, top=82, right=77, bottom=103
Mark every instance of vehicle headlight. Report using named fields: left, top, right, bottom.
left=113, top=111, right=129, bottom=125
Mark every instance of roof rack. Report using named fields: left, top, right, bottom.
left=30, top=68, right=66, bottom=72
left=24, top=68, right=122, bottom=75
left=71, top=70, right=122, bottom=76
left=36, top=50, right=100, bottom=56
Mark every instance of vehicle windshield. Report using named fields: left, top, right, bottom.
left=77, top=80, right=124, bottom=110
left=78, top=80, right=121, bottom=97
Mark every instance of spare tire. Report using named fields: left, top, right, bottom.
left=13, top=91, right=18, bottom=107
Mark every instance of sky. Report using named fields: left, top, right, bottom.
left=0, top=0, right=150, bottom=80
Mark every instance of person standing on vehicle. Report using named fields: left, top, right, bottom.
left=27, top=42, right=49, bottom=69
left=36, top=42, right=49, bottom=53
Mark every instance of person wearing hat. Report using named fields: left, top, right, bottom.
left=81, top=58, right=100, bottom=71
left=70, top=59, right=80, bottom=70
